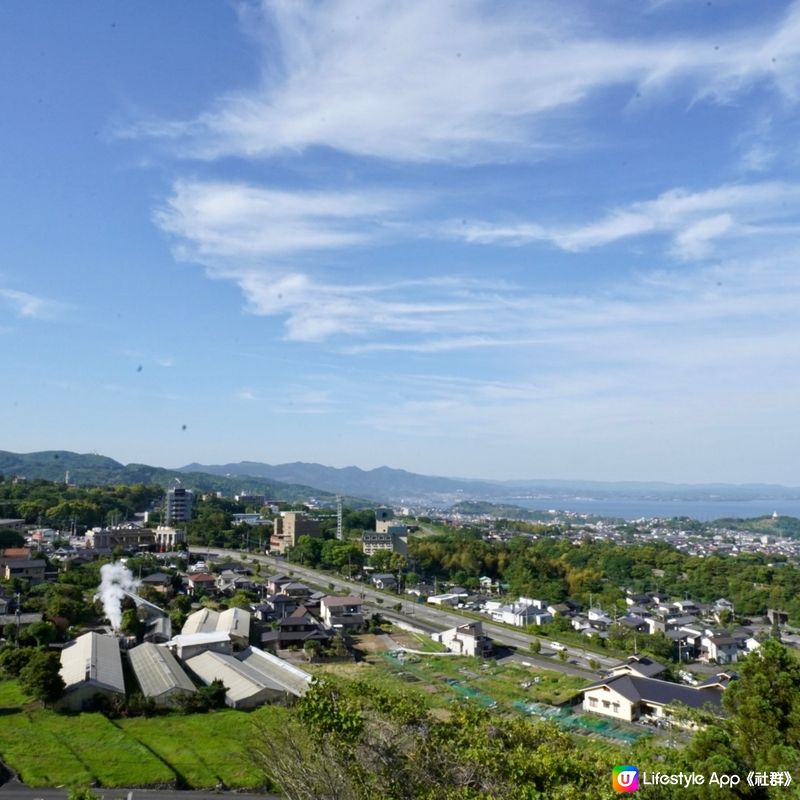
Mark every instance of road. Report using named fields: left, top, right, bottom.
left=189, top=546, right=611, bottom=676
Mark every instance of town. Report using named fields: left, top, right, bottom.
left=2, top=473, right=800, bottom=796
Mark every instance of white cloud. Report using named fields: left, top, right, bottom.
left=0, top=288, right=64, bottom=320
left=155, top=180, right=407, bottom=262
left=452, top=181, right=800, bottom=259
left=129, top=0, right=800, bottom=164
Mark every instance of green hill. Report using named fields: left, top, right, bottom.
left=0, top=450, right=338, bottom=503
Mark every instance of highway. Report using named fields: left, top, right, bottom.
left=188, top=546, right=614, bottom=676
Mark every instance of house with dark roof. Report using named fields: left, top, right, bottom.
left=608, top=654, right=667, bottom=680
left=582, top=673, right=727, bottom=724
left=700, top=631, right=740, bottom=664
left=261, top=606, right=333, bottom=650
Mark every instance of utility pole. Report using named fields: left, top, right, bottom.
left=14, top=592, right=21, bottom=648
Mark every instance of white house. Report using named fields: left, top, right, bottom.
left=582, top=674, right=726, bottom=724
left=431, top=622, right=492, bottom=657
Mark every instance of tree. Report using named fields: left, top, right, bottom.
left=304, top=640, right=322, bottom=663
left=19, top=650, right=64, bottom=704
left=197, top=678, right=227, bottom=710
left=723, top=640, right=800, bottom=773
left=251, top=679, right=617, bottom=800
left=26, top=620, right=58, bottom=647
left=0, top=645, right=35, bottom=676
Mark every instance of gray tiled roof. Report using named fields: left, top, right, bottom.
left=128, top=642, right=195, bottom=698
left=585, top=674, right=724, bottom=710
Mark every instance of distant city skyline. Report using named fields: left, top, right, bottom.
left=3, top=2, right=800, bottom=484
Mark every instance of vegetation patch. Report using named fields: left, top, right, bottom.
left=0, top=680, right=287, bottom=790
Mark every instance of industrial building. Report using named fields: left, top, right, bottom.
left=169, top=631, right=233, bottom=661
left=181, top=607, right=251, bottom=649
left=59, top=632, right=125, bottom=710
left=128, top=643, right=196, bottom=706
left=185, top=648, right=310, bottom=709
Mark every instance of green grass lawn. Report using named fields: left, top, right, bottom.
left=118, top=706, right=288, bottom=790
left=0, top=679, right=286, bottom=790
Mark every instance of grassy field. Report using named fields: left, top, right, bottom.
left=0, top=680, right=285, bottom=790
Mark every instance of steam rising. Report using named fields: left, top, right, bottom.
left=95, top=562, right=139, bottom=631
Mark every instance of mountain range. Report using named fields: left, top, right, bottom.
left=3, top=450, right=800, bottom=509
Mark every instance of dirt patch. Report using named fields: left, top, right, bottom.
left=350, top=634, right=392, bottom=655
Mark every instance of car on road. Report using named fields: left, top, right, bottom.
left=550, top=641, right=568, bottom=652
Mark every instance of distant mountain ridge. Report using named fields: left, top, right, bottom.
left=179, top=460, right=499, bottom=502
left=3, top=450, right=799, bottom=510
left=0, top=450, right=339, bottom=503
left=179, top=460, right=800, bottom=505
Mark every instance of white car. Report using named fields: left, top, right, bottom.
left=550, top=641, right=568, bottom=652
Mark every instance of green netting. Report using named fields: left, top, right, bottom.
left=445, top=679, right=496, bottom=707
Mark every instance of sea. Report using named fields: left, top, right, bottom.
left=508, top=497, right=800, bottom=522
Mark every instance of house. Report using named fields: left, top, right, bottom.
left=617, top=614, right=648, bottom=632
left=266, top=574, right=292, bottom=594
left=494, top=602, right=550, bottom=627
left=699, top=631, right=740, bottom=664
left=608, top=655, right=667, bottom=680
left=261, top=606, right=333, bottom=650
left=432, top=622, right=492, bottom=657
left=186, top=573, right=217, bottom=595
left=128, top=643, right=196, bottom=706
left=582, top=673, right=726, bottom=724
left=266, top=593, right=299, bottom=619
left=281, top=581, right=312, bottom=599
left=215, top=570, right=256, bottom=595
left=59, top=632, right=125, bottom=711
left=371, top=573, right=397, bottom=591
left=3, top=558, right=46, bottom=584
left=320, top=596, right=364, bottom=631
left=140, top=572, right=173, bottom=594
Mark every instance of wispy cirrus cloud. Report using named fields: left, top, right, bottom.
left=126, top=0, right=800, bottom=164
left=154, top=179, right=409, bottom=262
left=449, top=181, right=800, bottom=260
left=0, top=288, right=65, bottom=320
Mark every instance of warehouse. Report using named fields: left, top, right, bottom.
left=128, top=643, right=196, bottom=707
left=185, top=651, right=281, bottom=709
left=236, top=646, right=312, bottom=697
left=59, top=632, right=125, bottom=711
left=182, top=607, right=251, bottom=649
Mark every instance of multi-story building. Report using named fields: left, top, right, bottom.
left=84, top=525, right=155, bottom=550
left=270, top=512, right=321, bottom=554
left=165, top=486, right=194, bottom=523
left=361, top=529, right=408, bottom=557
left=154, top=526, right=186, bottom=550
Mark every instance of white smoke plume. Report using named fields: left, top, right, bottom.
left=95, top=562, right=140, bottom=631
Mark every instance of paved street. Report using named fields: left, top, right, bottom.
left=189, top=546, right=611, bottom=676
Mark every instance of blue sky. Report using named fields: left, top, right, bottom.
left=3, top=0, right=800, bottom=483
